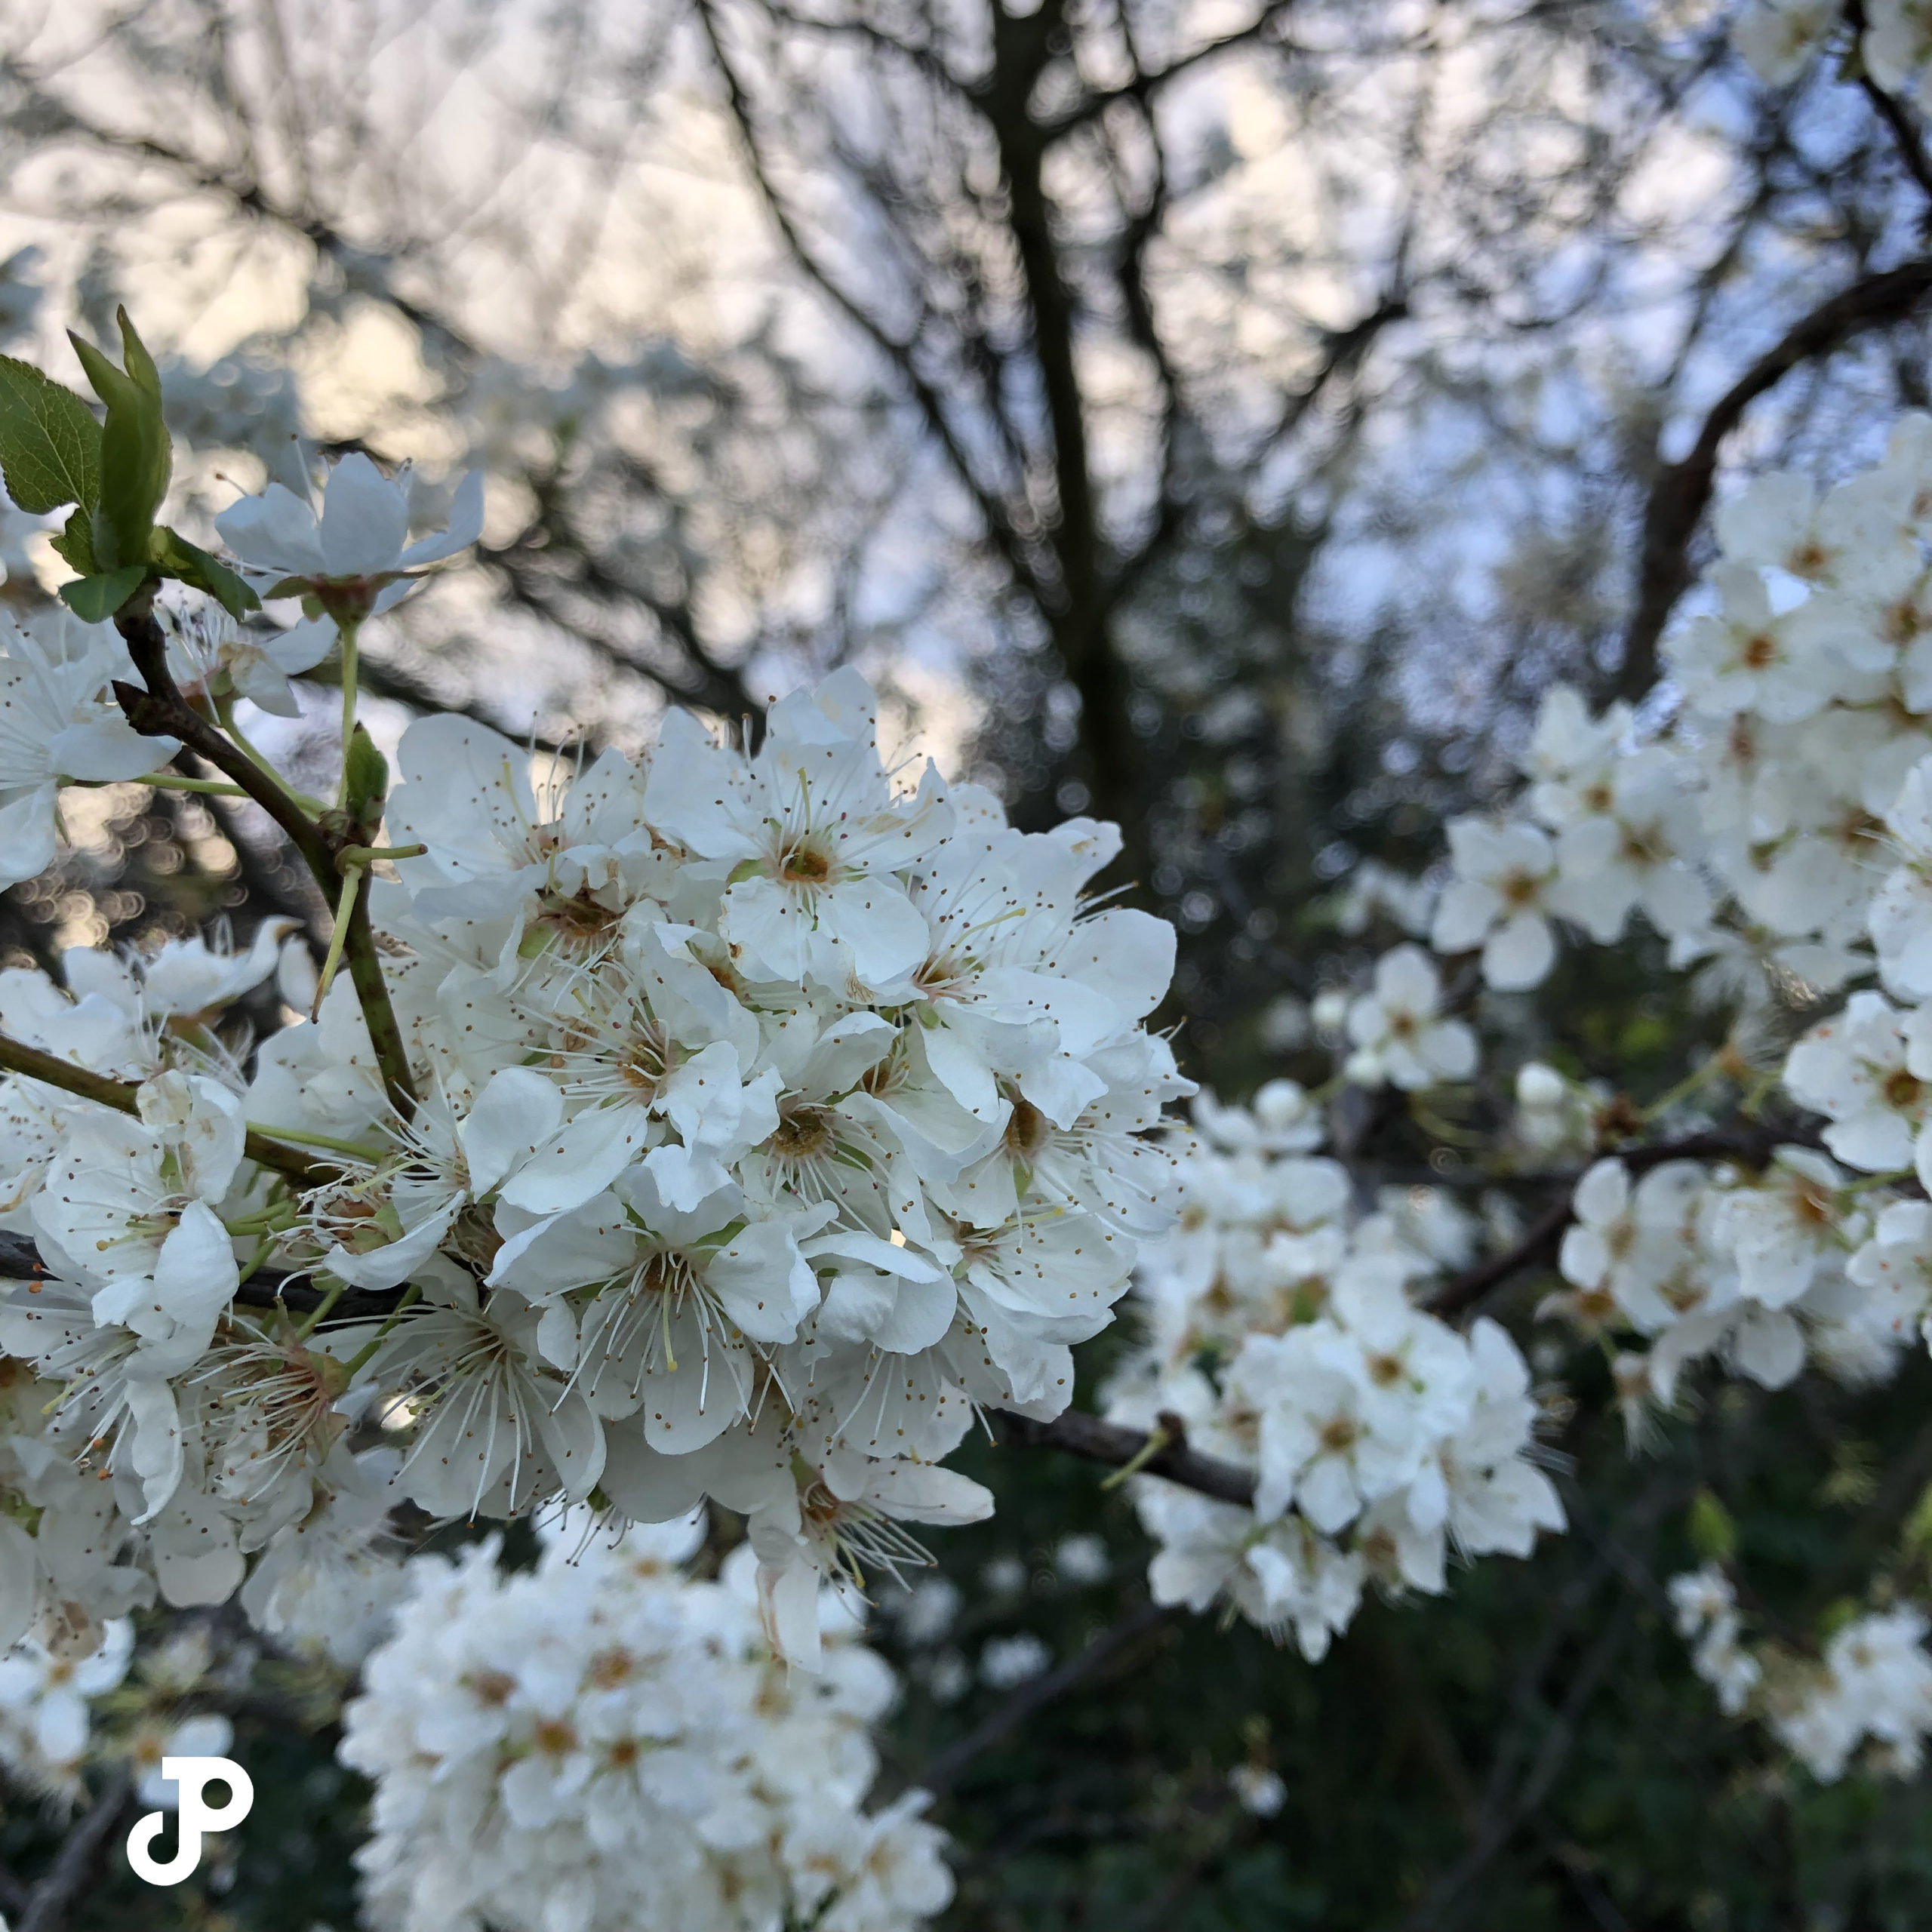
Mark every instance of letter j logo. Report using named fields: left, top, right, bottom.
left=127, top=1756, right=254, bottom=1886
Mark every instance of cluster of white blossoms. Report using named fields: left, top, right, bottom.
left=1103, top=1086, right=1564, bottom=1662
left=340, top=1514, right=952, bottom=1932
left=1361, top=413, right=1932, bottom=1746
left=0, top=442, right=1188, bottom=1681
left=1539, top=1144, right=1932, bottom=1411
left=0, top=1617, right=133, bottom=1799
left=1727, top=0, right=1932, bottom=97
left=0, top=1611, right=238, bottom=1814
left=1670, top=1567, right=1932, bottom=1782
left=1402, top=418, right=1932, bottom=1422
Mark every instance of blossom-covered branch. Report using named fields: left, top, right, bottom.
left=1619, top=255, right=1932, bottom=698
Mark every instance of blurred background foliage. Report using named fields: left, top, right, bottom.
left=2, top=0, right=1931, bottom=1924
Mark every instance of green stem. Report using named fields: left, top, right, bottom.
left=1100, top=1423, right=1171, bottom=1490
left=297, top=1277, right=348, bottom=1339
left=237, top=1238, right=278, bottom=1285
left=223, top=1210, right=299, bottom=1237
left=112, top=603, right=417, bottom=1121
left=1641, top=1057, right=1720, bottom=1124
left=335, top=617, right=361, bottom=808
left=312, top=863, right=365, bottom=1018
left=131, top=772, right=252, bottom=798
left=213, top=692, right=328, bottom=811
left=339, top=1284, right=420, bottom=1374
left=246, top=1121, right=382, bottom=1159
left=338, top=842, right=428, bottom=866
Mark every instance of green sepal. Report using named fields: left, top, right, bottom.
left=69, top=309, right=171, bottom=573
left=0, top=357, right=101, bottom=515
left=48, top=506, right=96, bottom=577
left=58, top=565, right=149, bottom=622
left=343, top=723, right=390, bottom=823
left=151, top=525, right=260, bottom=617
left=1903, top=1480, right=1932, bottom=1554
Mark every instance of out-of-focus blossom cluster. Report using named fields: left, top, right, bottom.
left=1104, top=1087, right=1565, bottom=1662
left=0, top=1614, right=240, bottom=1811
left=1671, top=1566, right=1932, bottom=1782
left=340, top=1514, right=952, bottom=1932
left=1730, top=0, right=1932, bottom=105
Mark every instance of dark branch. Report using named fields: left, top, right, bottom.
left=691, top=0, right=1050, bottom=615
left=1617, top=256, right=1932, bottom=699
left=996, top=1407, right=1257, bottom=1508
left=1848, top=0, right=1932, bottom=206
left=1424, top=1119, right=1824, bottom=1319
left=17, top=1773, right=133, bottom=1932
left=1041, top=2, right=1300, bottom=136
left=0, top=1230, right=405, bottom=1324
left=914, top=1597, right=1170, bottom=1799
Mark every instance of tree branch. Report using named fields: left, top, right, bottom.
left=0, top=1229, right=407, bottom=1324
left=914, top=1597, right=1170, bottom=1799
left=691, top=0, right=1051, bottom=617
left=1041, top=2, right=1300, bottom=137
left=1423, top=1120, right=1823, bottom=1319
left=1848, top=0, right=1932, bottom=206
left=1617, top=256, right=1932, bottom=699
left=0, top=1031, right=325, bottom=1185
left=995, top=1407, right=1257, bottom=1508
left=17, top=1772, right=133, bottom=1932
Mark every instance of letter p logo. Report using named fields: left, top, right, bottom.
left=127, top=1756, right=254, bottom=1886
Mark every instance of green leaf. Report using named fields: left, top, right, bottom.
left=58, top=565, right=148, bottom=623
left=0, top=357, right=101, bottom=515
left=48, top=506, right=95, bottom=577
left=69, top=315, right=171, bottom=572
left=1687, top=1488, right=1736, bottom=1564
left=152, top=525, right=260, bottom=617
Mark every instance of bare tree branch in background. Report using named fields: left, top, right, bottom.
left=16, top=1774, right=133, bottom=1932
left=1620, top=256, right=1932, bottom=699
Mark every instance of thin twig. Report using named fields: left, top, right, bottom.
left=1424, top=1120, right=1820, bottom=1320
left=111, top=604, right=419, bottom=1116
left=914, top=1598, right=1171, bottom=1798
left=1849, top=0, right=1932, bottom=206
left=17, top=1771, right=133, bottom=1932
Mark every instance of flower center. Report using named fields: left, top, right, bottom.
left=768, top=1105, right=834, bottom=1161
left=1004, top=1098, right=1051, bottom=1160
left=779, top=842, right=832, bottom=884
left=467, top=1669, right=516, bottom=1707
left=1792, top=1182, right=1835, bottom=1229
